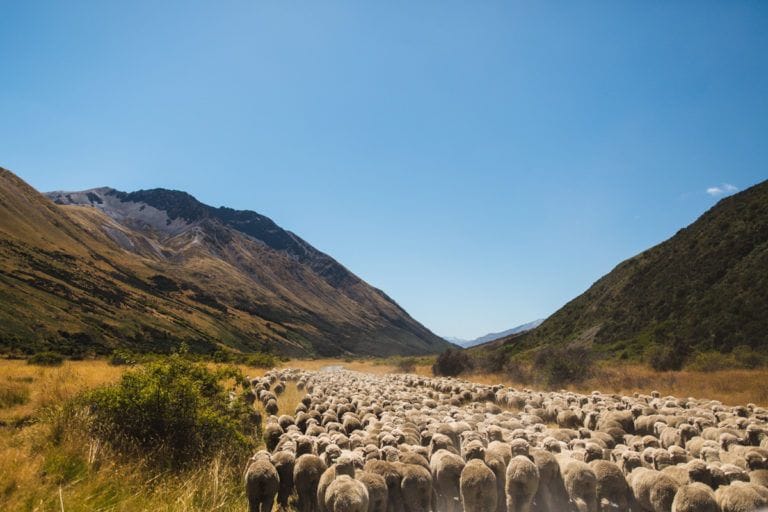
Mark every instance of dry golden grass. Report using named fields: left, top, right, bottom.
left=1, top=356, right=766, bottom=511
left=0, top=360, right=126, bottom=424
left=0, top=359, right=275, bottom=512
left=461, top=363, right=768, bottom=407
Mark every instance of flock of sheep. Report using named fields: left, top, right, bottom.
left=243, top=367, right=768, bottom=512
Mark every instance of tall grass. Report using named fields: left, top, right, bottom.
left=0, top=359, right=272, bottom=511
left=459, top=363, right=768, bottom=407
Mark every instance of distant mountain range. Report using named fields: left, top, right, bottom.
left=446, top=319, right=544, bottom=348
left=488, top=179, right=768, bottom=361
left=0, top=167, right=454, bottom=357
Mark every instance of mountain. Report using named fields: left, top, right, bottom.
left=491, top=180, right=768, bottom=361
left=447, top=319, right=544, bottom=348
left=0, top=166, right=453, bottom=357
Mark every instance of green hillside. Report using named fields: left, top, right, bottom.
left=493, top=179, right=768, bottom=364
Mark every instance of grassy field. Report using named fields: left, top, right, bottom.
left=459, top=363, right=768, bottom=407
left=1, top=357, right=766, bottom=511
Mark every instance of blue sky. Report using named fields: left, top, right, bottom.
left=1, top=2, right=766, bottom=339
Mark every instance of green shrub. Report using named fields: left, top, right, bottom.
left=211, top=350, right=232, bottom=363
left=83, top=355, right=256, bottom=469
left=686, top=346, right=767, bottom=371
left=475, top=349, right=508, bottom=373
left=432, top=349, right=473, bottom=377
left=242, top=352, right=277, bottom=368
left=647, top=345, right=685, bottom=371
left=732, top=345, right=767, bottom=369
left=27, top=351, right=64, bottom=366
left=108, top=349, right=138, bottom=366
left=687, top=351, right=734, bottom=372
left=504, top=359, right=533, bottom=384
left=394, top=357, right=416, bottom=373
left=0, top=379, right=31, bottom=408
left=533, top=345, right=593, bottom=386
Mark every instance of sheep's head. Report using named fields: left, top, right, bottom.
left=463, top=440, right=485, bottom=461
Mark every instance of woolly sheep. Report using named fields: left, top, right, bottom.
left=245, top=451, right=280, bottom=512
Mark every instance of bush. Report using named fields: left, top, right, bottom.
left=0, top=380, right=31, bottom=408
left=27, top=351, right=64, bottom=366
left=504, top=359, right=533, bottom=384
left=732, top=345, right=767, bottom=369
left=475, top=349, right=508, bottom=373
left=686, top=346, right=767, bottom=371
left=242, top=352, right=277, bottom=368
left=211, top=350, right=233, bottom=363
left=395, top=357, right=416, bottom=373
left=432, top=349, right=473, bottom=377
left=686, top=351, right=734, bottom=372
left=647, top=345, right=685, bottom=371
left=83, top=355, right=256, bottom=469
left=533, top=345, right=593, bottom=386
left=109, top=349, right=138, bottom=366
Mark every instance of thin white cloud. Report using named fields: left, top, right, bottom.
left=706, top=183, right=738, bottom=197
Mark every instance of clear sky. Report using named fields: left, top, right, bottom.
left=1, top=2, right=767, bottom=340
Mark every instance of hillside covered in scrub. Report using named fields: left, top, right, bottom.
left=0, top=167, right=452, bottom=357
left=488, top=179, right=768, bottom=367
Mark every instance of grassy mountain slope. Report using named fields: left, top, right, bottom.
left=493, top=179, right=768, bottom=361
left=0, top=167, right=451, bottom=357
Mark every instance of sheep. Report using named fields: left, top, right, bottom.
left=671, top=482, right=720, bottom=512
left=531, top=449, right=570, bottom=512
left=629, top=467, right=679, bottom=512
left=264, top=418, right=284, bottom=452
left=590, top=459, right=630, bottom=511
left=505, top=455, right=539, bottom=512
left=715, top=481, right=768, bottom=512
left=245, top=450, right=280, bottom=512
left=399, top=462, right=433, bottom=512
left=270, top=450, right=295, bottom=510
left=242, top=368, right=768, bottom=512
left=318, top=456, right=356, bottom=512
left=431, top=449, right=465, bottom=512
left=483, top=451, right=508, bottom=512
left=364, top=459, right=404, bottom=512
left=355, top=470, right=388, bottom=512
left=294, top=454, right=328, bottom=512
left=561, top=459, right=598, bottom=512
left=460, top=458, right=498, bottom=512
left=324, top=475, right=369, bottom=512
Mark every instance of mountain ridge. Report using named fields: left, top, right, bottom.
left=0, top=166, right=453, bottom=357
left=446, top=319, right=544, bottom=348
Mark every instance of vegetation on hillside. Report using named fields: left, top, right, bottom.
left=484, top=179, right=768, bottom=369
left=0, top=167, right=452, bottom=359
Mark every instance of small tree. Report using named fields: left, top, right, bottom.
left=395, top=357, right=417, bottom=373
left=533, top=346, right=593, bottom=386
left=432, top=349, right=473, bottom=376
left=84, top=355, right=256, bottom=469
left=28, top=351, right=64, bottom=366
left=647, top=345, right=685, bottom=371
